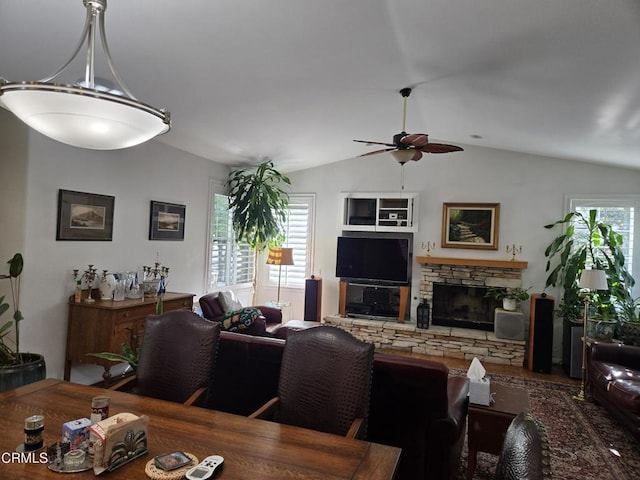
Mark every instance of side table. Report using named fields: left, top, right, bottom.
left=466, top=382, right=530, bottom=480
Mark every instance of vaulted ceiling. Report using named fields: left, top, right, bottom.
left=2, top=0, right=640, bottom=172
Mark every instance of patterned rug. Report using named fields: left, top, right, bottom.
left=449, top=369, right=640, bottom=480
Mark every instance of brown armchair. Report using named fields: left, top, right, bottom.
left=199, top=292, right=282, bottom=336
left=250, top=325, right=375, bottom=439
left=495, top=411, right=552, bottom=480
left=111, top=310, right=220, bottom=406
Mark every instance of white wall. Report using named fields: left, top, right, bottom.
left=287, top=146, right=640, bottom=361
left=1, top=113, right=228, bottom=384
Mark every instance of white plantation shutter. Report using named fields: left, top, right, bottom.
left=268, top=194, right=315, bottom=288
left=207, top=193, right=254, bottom=290
left=569, top=196, right=638, bottom=277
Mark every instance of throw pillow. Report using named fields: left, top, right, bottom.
left=219, top=307, right=262, bottom=332
left=218, top=290, right=243, bottom=312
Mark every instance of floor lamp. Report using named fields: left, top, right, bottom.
left=573, top=268, right=608, bottom=401
left=266, top=247, right=294, bottom=303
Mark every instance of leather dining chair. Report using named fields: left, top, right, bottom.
left=112, top=310, right=220, bottom=406
left=495, top=411, right=552, bottom=480
left=250, top=325, right=375, bottom=439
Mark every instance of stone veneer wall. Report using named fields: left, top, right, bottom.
left=324, top=315, right=526, bottom=366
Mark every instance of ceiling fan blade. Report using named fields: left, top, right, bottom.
left=400, top=133, right=429, bottom=148
left=411, top=150, right=423, bottom=161
left=420, top=143, right=464, bottom=154
left=358, top=148, right=396, bottom=157
left=353, top=139, right=396, bottom=147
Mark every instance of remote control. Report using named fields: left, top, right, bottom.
left=185, top=455, right=224, bottom=480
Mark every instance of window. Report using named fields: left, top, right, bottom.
left=267, top=194, right=315, bottom=288
left=207, top=192, right=254, bottom=291
left=567, top=195, right=639, bottom=282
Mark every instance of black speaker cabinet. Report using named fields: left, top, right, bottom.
left=494, top=308, right=525, bottom=340
left=304, top=276, right=322, bottom=321
left=563, top=319, right=583, bottom=379
left=527, top=294, right=555, bottom=373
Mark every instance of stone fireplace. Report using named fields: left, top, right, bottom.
left=417, top=256, right=528, bottom=330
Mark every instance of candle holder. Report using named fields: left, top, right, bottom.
left=142, top=262, right=170, bottom=297
left=506, top=244, right=523, bottom=261
left=421, top=241, right=436, bottom=256
left=73, top=265, right=98, bottom=303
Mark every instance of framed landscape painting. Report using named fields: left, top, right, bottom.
left=442, top=202, right=500, bottom=250
left=149, top=201, right=186, bottom=240
left=56, top=189, right=115, bottom=241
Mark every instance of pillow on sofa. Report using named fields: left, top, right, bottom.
left=219, top=307, right=262, bottom=332
left=218, top=290, right=243, bottom=312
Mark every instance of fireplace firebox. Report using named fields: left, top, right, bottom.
left=431, top=283, right=500, bottom=331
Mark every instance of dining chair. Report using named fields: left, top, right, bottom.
left=495, top=411, right=552, bottom=480
left=111, top=310, right=220, bottom=406
left=250, top=325, right=374, bottom=439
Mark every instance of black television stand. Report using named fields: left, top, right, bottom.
left=338, top=281, right=409, bottom=323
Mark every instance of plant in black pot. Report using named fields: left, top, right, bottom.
left=0, top=253, right=46, bottom=392
left=544, top=209, right=635, bottom=332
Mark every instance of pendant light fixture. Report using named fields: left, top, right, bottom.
left=0, top=0, right=170, bottom=150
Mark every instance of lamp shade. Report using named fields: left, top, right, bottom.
left=391, top=149, right=416, bottom=164
left=0, top=83, right=170, bottom=150
left=266, top=247, right=294, bottom=266
left=578, top=269, right=608, bottom=291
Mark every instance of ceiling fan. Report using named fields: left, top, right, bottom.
left=353, top=87, right=463, bottom=164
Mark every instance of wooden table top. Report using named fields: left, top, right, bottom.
left=0, top=380, right=400, bottom=479
left=468, top=382, right=530, bottom=417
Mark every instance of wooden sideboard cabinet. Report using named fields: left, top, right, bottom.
left=65, top=292, right=194, bottom=383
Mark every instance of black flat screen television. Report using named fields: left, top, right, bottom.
left=336, top=236, right=410, bottom=284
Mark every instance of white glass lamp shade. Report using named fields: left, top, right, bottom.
left=0, top=82, right=170, bottom=150
left=391, top=149, right=415, bottom=164
left=578, top=269, right=608, bottom=291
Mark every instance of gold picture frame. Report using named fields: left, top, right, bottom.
left=442, top=203, right=500, bottom=250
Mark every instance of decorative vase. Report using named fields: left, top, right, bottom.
left=99, top=273, right=116, bottom=300
left=502, top=298, right=517, bottom=311
left=619, top=322, right=640, bottom=346
left=587, top=318, right=617, bottom=341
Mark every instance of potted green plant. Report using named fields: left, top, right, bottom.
left=486, top=287, right=530, bottom=311
left=544, top=209, right=634, bottom=324
left=616, top=296, right=640, bottom=345
left=0, top=253, right=46, bottom=392
left=226, top=159, right=291, bottom=299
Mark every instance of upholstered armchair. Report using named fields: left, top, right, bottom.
left=199, top=292, right=282, bottom=336
left=111, top=310, right=220, bottom=406
left=250, top=326, right=375, bottom=439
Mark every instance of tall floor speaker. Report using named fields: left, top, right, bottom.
left=304, top=276, right=322, bottom=321
left=527, top=294, right=555, bottom=373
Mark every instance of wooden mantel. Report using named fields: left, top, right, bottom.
left=416, top=256, right=528, bottom=270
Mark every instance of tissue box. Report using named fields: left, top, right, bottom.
left=62, top=417, right=92, bottom=450
left=469, top=377, right=491, bottom=406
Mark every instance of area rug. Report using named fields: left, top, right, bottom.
left=449, top=369, right=640, bottom=480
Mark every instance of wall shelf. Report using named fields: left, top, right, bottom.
left=341, top=192, right=418, bottom=232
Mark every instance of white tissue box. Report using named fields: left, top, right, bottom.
left=469, top=377, right=491, bottom=406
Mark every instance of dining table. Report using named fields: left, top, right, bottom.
left=0, top=379, right=400, bottom=479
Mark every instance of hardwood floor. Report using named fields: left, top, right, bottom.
left=378, top=348, right=581, bottom=386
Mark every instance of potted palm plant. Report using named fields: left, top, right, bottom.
left=0, top=253, right=46, bottom=392
left=543, top=209, right=634, bottom=335
left=226, top=159, right=291, bottom=300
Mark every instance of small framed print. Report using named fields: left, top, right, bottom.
left=149, top=201, right=185, bottom=241
left=442, top=202, right=500, bottom=250
left=56, top=189, right=115, bottom=241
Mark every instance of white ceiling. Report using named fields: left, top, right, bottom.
left=2, top=0, right=640, bottom=172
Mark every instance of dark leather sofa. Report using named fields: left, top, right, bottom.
left=198, top=292, right=282, bottom=336
left=588, top=341, right=640, bottom=440
left=207, top=330, right=469, bottom=480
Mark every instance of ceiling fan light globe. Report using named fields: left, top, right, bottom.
left=391, top=149, right=415, bottom=164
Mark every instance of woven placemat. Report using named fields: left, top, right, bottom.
left=145, top=453, right=198, bottom=480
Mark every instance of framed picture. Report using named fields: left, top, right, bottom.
left=149, top=201, right=186, bottom=240
left=56, top=189, right=115, bottom=241
left=442, top=202, right=500, bottom=250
